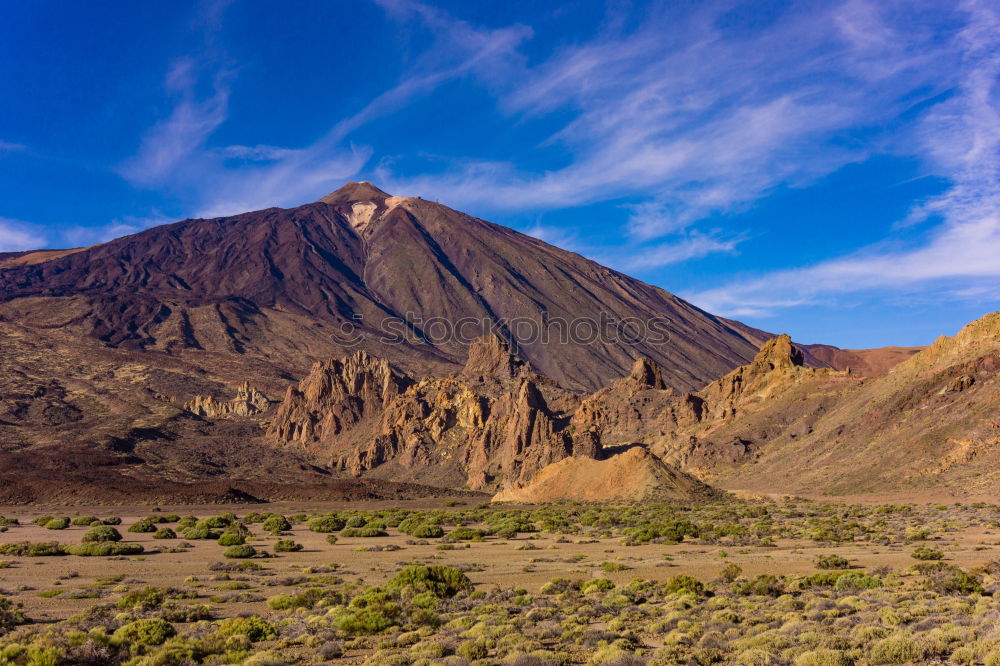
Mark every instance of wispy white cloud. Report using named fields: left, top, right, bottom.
left=62, top=213, right=176, bottom=247
left=378, top=2, right=953, bottom=234
left=0, top=218, right=47, bottom=252
left=0, top=140, right=27, bottom=153
left=689, top=0, right=1000, bottom=317
left=116, top=0, right=531, bottom=219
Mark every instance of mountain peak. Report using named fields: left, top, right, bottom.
left=319, top=181, right=391, bottom=204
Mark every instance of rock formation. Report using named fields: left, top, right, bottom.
left=184, top=382, right=270, bottom=418
left=268, top=334, right=594, bottom=490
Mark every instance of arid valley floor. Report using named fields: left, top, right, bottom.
left=1, top=496, right=999, bottom=665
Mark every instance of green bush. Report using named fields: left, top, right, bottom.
left=0, top=516, right=18, bottom=527
left=794, top=649, right=854, bottom=666
left=0, top=595, right=27, bottom=633
left=102, top=517, right=122, bottom=525
left=345, top=515, right=367, bottom=528
left=31, top=516, right=54, bottom=526
left=267, top=588, right=328, bottom=610
left=447, top=527, right=486, bottom=541
left=216, top=616, right=278, bottom=642
left=0, top=542, right=67, bottom=557
left=71, top=515, right=99, bottom=526
left=111, top=618, right=176, bottom=646
left=217, top=532, right=245, bottom=546
left=274, top=539, right=303, bottom=552
left=307, top=515, right=346, bottom=533
left=182, top=523, right=221, bottom=540
left=82, top=525, right=123, bottom=543
left=815, top=554, right=850, bottom=569
left=262, top=515, right=291, bottom=534
left=457, top=639, right=489, bottom=660
left=223, top=544, right=257, bottom=559
left=68, top=542, right=144, bottom=556
left=154, top=528, right=177, bottom=539
left=664, top=574, right=706, bottom=597
left=387, top=565, right=472, bottom=598
left=325, top=535, right=338, bottom=545
left=911, top=547, right=944, bottom=560
left=869, top=634, right=927, bottom=664
left=44, top=518, right=69, bottom=530
left=117, top=586, right=166, bottom=610
left=410, top=524, right=445, bottom=539
left=128, top=520, right=157, bottom=533
left=732, top=574, right=785, bottom=597
left=340, top=527, right=387, bottom=538
left=160, top=514, right=181, bottom=523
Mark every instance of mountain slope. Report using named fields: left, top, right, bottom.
left=0, top=182, right=763, bottom=393
left=642, top=313, right=1000, bottom=495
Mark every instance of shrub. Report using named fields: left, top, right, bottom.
left=869, top=634, right=927, bottom=664
left=582, top=578, right=616, bottom=594
left=67, top=542, right=144, bottom=557
left=925, top=566, right=984, bottom=594
left=102, top=517, right=123, bottom=525
left=815, top=554, right=850, bottom=570
left=720, top=562, right=743, bottom=582
left=71, top=515, right=99, bottom=526
left=274, top=539, right=303, bottom=553
left=345, top=515, right=367, bottom=528
left=410, top=524, right=445, bottom=539
left=81, top=525, right=123, bottom=543
left=117, top=586, right=166, bottom=610
left=0, top=516, right=18, bottom=527
left=340, top=527, right=387, bottom=538
left=267, top=588, right=328, bottom=610
left=664, top=574, right=706, bottom=597
left=262, top=515, right=291, bottom=534
left=128, top=520, right=157, bottom=533
left=31, top=516, right=54, bottom=526
left=326, top=535, right=338, bottom=545
left=160, top=514, right=181, bottom=523
left=911, top=547, right=944, bottom=561
left=217, top=532, right=245, bottom=546
left=182, top=524, right=220, bottom=540
left=223, top=544, right=257, bottom=559
left=202, top=514, right=234, bottom=528
left=217, top=616, right=278, bottom=642
left=447, top=527, right=487, bottom=541
left=0, top=595, right=27, bottom=633
left=733, top=574, right=785, bottom=597
left=457, top=639, right=489, bottom=660
left=111, top=618, right=176, bottom=646
left=387, top=564, right=472, bottom=598
left=0, top=542, right=67, bottom=557
left=154, top=528, right=177, bottom=539
left=795, top=649, right=854, bottom=666
left=44, top=518, right=69, bottom=530
left=307, top=515, right=346, bottom=533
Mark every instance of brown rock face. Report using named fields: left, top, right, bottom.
left=268, top=334, right=584, bottom=490
left=185, top=382, right=270, bottom=418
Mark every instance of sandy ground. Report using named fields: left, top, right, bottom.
left=1, top=501, right=998, bottom=624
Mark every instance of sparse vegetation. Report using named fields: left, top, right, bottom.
left=0, top=499, right=998, bottom=664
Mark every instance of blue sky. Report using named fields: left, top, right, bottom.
left=1, top=0, right=998, bottom=348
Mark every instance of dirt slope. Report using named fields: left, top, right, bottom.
left=492, top=446, right=719, bottom=502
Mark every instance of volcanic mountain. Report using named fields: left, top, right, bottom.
left=0, top=182, right=766, bottom=395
